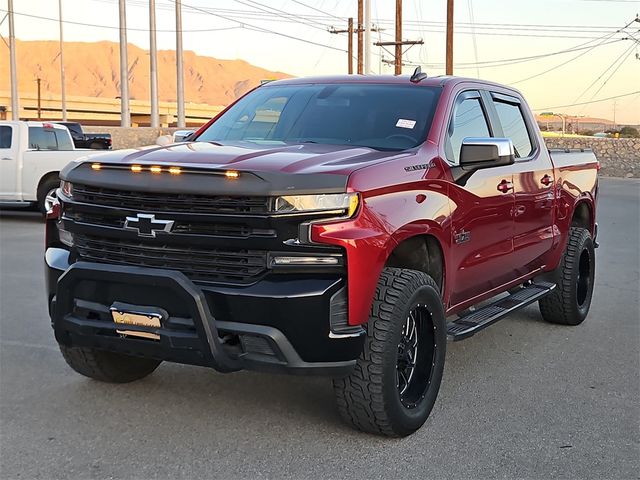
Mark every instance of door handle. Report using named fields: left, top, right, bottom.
left=541, top=174, right=554, bottom=186
left=1, top=157, right=13, bottom=161
left=497, top=179, right=514, bottom=193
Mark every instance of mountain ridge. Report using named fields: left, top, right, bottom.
left=0, top=39, right=291, bottom=106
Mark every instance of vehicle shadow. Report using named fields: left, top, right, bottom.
left=40, top=306, right=553, bottom=441
left=0, top=209, right=43, bottom=223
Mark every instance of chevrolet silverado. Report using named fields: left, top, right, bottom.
left=45, top=72, right=599, bottom=436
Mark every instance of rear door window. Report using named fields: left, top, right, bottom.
left=0, top=126, right=12, bottom=149
left=28, top=127, right=58, bottom=150
left=492, top=99, right=533, bottom=158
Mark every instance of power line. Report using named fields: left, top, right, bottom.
left=82, top=0, right=638, bottom=33
left=0, top=9, right=240, bottom=33
left=583, top=43, right=638, bottom=104
left=467, top=0, right=480, bottom=77
left=229, top=0, right=334, bottom=33
left=532, top=90, right=640, bottom=111
left=436, top=39, right=623, bottom=69
left=289, top=0, right=346, bottom=21
left=572, top=41, right=637, bottom=103
left=168, top=0, right=347, bottom=53
left=510, top=26, right=625, bottom=84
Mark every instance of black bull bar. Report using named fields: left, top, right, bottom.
left=52, top=262, right=242, bottom=372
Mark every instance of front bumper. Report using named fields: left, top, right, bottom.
left=46, top=248, right=364, bottom=376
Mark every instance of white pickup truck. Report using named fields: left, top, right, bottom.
left=0, top=121, right=97, bottom=212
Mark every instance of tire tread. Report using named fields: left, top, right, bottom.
left=333, top=268, right=442, bottom=436
left=539, top=227, right=594, bottom=325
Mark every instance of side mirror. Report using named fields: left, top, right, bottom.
left=173, top=129, right=196, bottom=143
left=459, top=137, right=515, bottom=170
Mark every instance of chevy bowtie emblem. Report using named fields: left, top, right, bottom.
left=124, top=213, right=174, bottom=237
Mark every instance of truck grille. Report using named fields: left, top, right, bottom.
left=74, top=234, right=267, bottom=285
left=72, top=184, right=271, bottom=215
left=68, top=211, right=277, bottom=238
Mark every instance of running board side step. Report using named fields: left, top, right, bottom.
left=446, top=282, right=556, bottom=341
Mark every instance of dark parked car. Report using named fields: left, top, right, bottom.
left=56, top=122, right=111, bottom=150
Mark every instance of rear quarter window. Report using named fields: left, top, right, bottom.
left=492, top=100, right=533, bottom=158
left=54, top=129, right=74, bottom=150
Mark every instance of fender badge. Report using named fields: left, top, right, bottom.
left=454, top=230, right=471, bottom=244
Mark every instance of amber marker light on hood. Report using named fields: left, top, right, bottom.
left=168, top=166, right=182, bottom=175
left=130, top=165, right=143, bottom=173
left=225, top=170, right=239, bottom=179
left=91, top=163, right=101, bottom=170
left=150, top=165, right=162, bottom=174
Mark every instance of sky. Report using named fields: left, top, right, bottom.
left=2, top=0, right=640, bottom=124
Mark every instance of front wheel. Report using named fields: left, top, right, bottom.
left=37, top=177, right=60, bottom=214
left=333, top=268, right=446, bottom=436
left=539, top=227, right=595, bottom=325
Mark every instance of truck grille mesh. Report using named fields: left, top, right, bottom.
left=74, top=234, right=268, bottom=285
left=72, top=184, right=271, bottom=215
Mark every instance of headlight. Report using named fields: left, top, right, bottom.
left=60, top=180, right=73, bottom=198
left=274, top=193, right=359, bottom=217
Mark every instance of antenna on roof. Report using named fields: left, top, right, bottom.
left=410, top=66, right=428, bottom=83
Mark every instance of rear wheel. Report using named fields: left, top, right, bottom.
left=59, top=345, right=161, bottom=383
left=539, top=227, right=595, bottom=325
left=333, top=268, right=446, bottom=436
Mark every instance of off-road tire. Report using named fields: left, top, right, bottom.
left=37, top=177, right=60, bottom=214
left=539, top=227, right=595, bottom=325
left=333, top=268, right=446, bottom=437
left=59, top=345, right=161, bottom=383
left=89, top=141, right=103, bottom=150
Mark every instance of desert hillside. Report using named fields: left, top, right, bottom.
left=0, top=40, right=290, bottom=105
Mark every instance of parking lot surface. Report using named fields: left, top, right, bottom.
left=1, top=177, right=638, bottom=479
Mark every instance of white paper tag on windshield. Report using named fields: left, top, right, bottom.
left=396, top=119, right=417, bottom=129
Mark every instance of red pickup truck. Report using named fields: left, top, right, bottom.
left=46, top=72, right=598, bottom=436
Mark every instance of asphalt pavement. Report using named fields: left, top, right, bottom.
left=1, top=177, right=638, bottom=480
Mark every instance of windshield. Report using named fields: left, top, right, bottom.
left=196, top=83, right=441, bottom=151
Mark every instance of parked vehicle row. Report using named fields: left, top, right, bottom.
left=0, top=121, right=97, bottom=212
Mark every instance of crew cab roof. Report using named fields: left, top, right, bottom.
left=265, top=74, right=524, bottom=96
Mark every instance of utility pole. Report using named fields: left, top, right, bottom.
left=149, top=0, right=159, bottom=128
left=175, top=0, right=185, bottom=127
left=446, top=0, right=454, bottom=75
left=374, top=0, right=423, bottom=75
left=118, top=0, right=130, bottom=127
left=357, top=0, right=363, bottom=74
left=395, top=0, right=402, bottom=75
left=329, top=18, right=354, bottom=74
left=364, top=0, right=371, bottom=74
left=8, top=0, right=19, bottom=120
left=58, top=0, right=67, bottom=121
left=36, top=78, right=41, bottom=120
